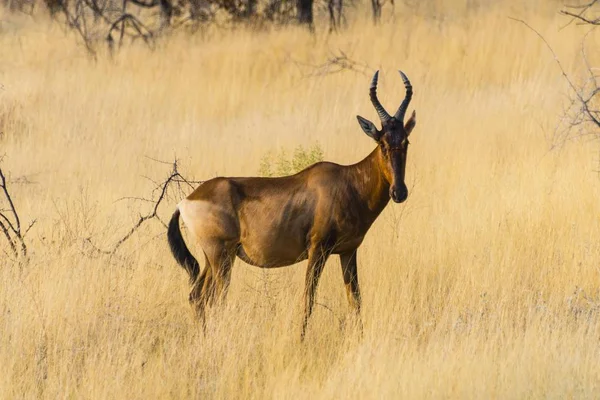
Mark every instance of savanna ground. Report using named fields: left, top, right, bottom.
left=2, top=0, right=600, bottom=397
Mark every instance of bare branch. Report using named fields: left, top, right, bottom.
left=0, top=213, right=17, bottom=236
left=562, top=0, right=600, bottom=24
left=561, top=10, right=600, bottom=25
left=0, top=219, right=18, bottom=259
left=289, top=49, right=372, bottom=79
left=85, top=158, right=202, bottom=256
left=23, top=219, right=36, bottom=237
left=510, top=16, right=600, bottom=147
left=564, top=0, right=599, bottom=10
left=509, top=18, right=579, bottom=94
left=0, top=163, right=32, bottom=259
left=0, top=168, right=21, bottom=232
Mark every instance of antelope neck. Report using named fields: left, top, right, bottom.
left=345, top=146, right=391, bottom=214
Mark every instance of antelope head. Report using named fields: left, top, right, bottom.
left=356, top=70, right=416, bottom=203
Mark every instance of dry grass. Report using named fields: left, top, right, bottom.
left=2, top=1, right=600, bottom=398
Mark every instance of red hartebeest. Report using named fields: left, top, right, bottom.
left=168, top=70, right=416, bottom=337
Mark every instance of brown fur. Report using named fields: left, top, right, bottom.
left=168, top=71, right=417, bottom=338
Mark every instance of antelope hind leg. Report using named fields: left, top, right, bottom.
left=202, top=240, right=236, bottom=306
left=301, top=245, right=330, bottom=340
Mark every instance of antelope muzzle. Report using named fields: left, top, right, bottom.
left=390, top=184, right=408, bottom=203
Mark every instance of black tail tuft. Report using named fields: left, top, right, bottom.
left=168, top=208, right=200, bottom=283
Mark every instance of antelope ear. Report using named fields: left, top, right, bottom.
left=356, top=115, right=381, bottom=141
left=404, top=111, right=416, bottom=136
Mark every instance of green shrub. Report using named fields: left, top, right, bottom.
left=259, top=143, right=324, bottom=177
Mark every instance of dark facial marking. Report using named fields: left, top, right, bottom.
left=380, top=119, right=409, bottom=203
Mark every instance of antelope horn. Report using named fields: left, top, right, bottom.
left=394, top=70, right=413, bottom=123
left=369, top=70, right=391, bottom=123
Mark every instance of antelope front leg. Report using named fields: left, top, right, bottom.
left=340, top=250, right=363, bottom=332
left=301, top=246, right=329, bottom=340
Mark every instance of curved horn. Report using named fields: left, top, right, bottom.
left=369, top=70, right=391, bottom=123
left=394, top=70, right=413, bottom=123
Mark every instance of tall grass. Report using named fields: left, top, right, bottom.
left=2, top=1, right=600, bottom=397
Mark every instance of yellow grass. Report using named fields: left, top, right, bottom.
left=2, top=1, right=600, bottom=397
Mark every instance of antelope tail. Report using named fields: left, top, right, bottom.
left=168, top=208, right=200, bottom=283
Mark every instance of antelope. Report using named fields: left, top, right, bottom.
left=168, top=70, right=416, bottom=337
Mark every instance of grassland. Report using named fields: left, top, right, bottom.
left=2, top=1, right=600, bottom=398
